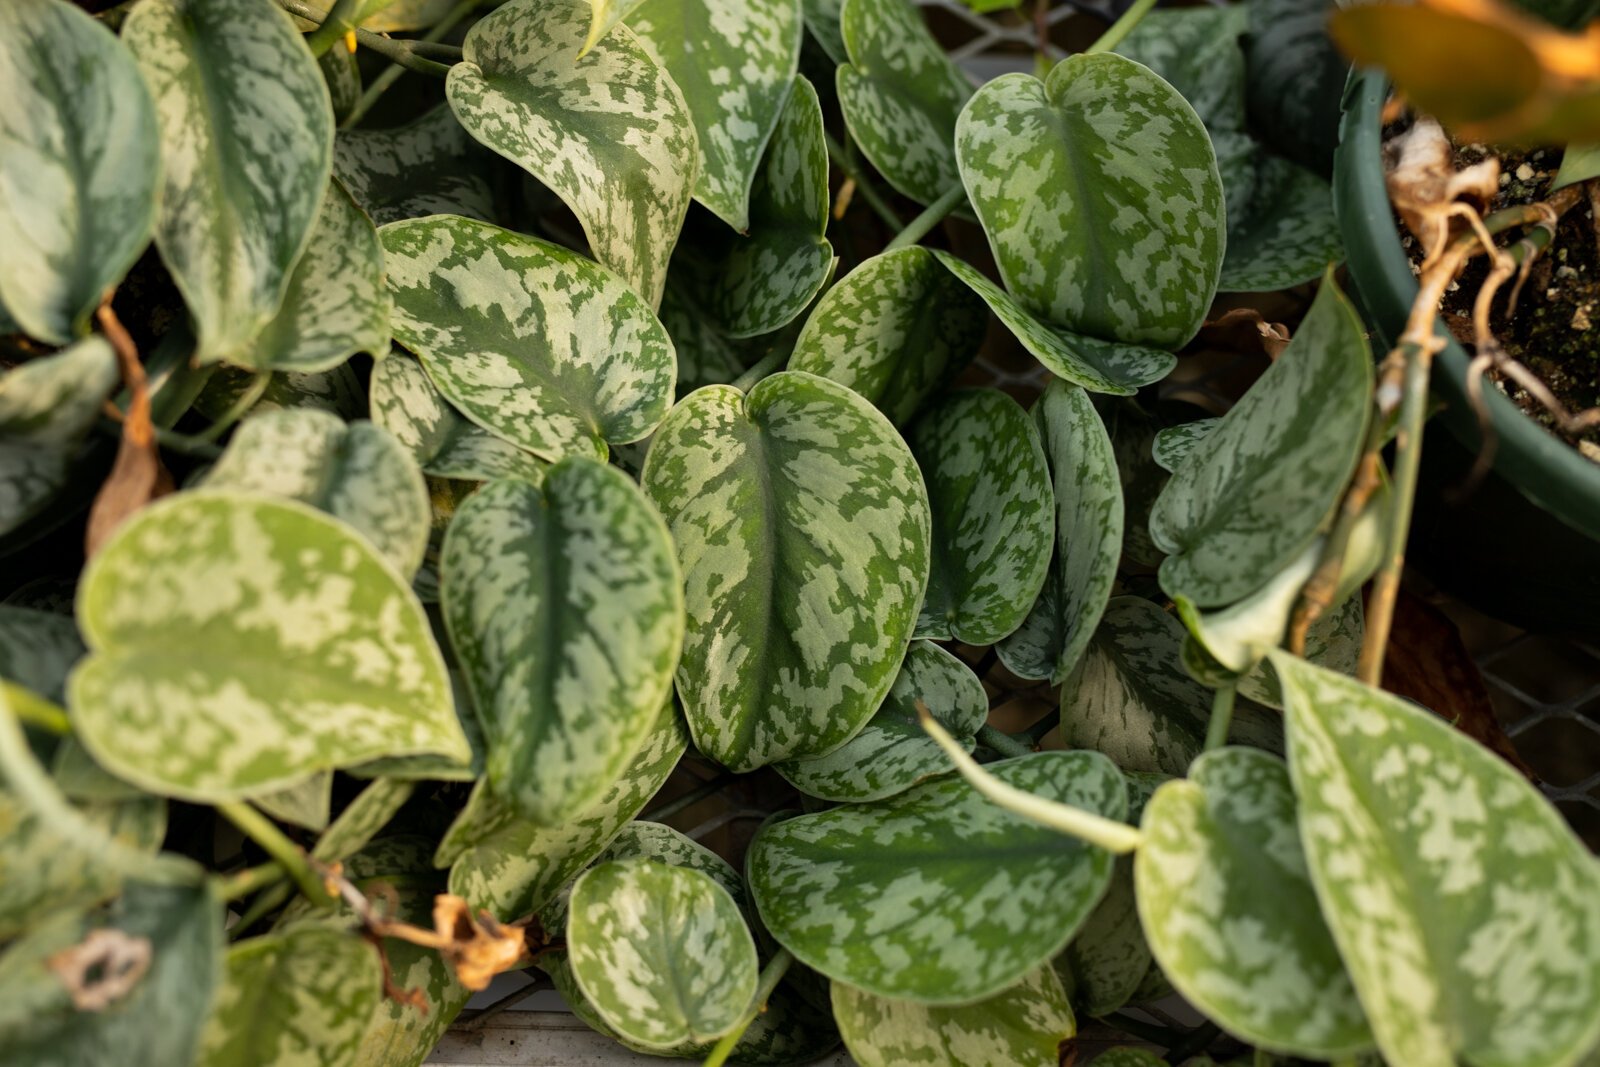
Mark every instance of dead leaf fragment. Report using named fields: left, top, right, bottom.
left=1193, top=308, right=1293, bottom=362
left=85, top=300, right=171, bottom=557
left=47, top=929, right=152, bottom=1011
left=432, top=895, right=526, bottom=992
left=1384, top=118, right=1501, bottom=259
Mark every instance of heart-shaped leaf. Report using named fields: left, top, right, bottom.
left=1243, top=0, right=1345, bottom=176
left=1150, top=275, right=1371, bottom=607
left=748, top=750, right=1124, bottom=1003
left=1136, top=746, right=1373, bottom=1058
left=831, top=964, right=1075, bottom=1067
left=775, top=640, right=986, bottom=802
left=369, top=355, right=546, bottom=483
left=569, top=860, right=758, bottom=1048
left=788, top=247, right=985, bottom=425
left=333, top=106, right=496, bottom=228
left=447, top=0, right=696, bottom=307
left=1218, top=154, right=1342, bottom=293
left=997, top=380, right=1122, bottom=684
left=631, top=0, right=801, bottom=231
left=955, top=54, right=1224, bottom=348
left=202, top=409, right=430, bottom=577
left=641, top=371, right=930, bottom=771
left=310, top=778, right=417, bottom=866
left=123, top=0, right=333, bottom=365
left=1270, top=651, right=1600, bottom=1067
left=382, top=215, right=676, bottom=463
left=68, top=491, right=469, bottom=801
left=909, top=388, right=1053, bottom=645
left=442, top=462, right=683, bottom=824
left=837, top=0, right=973, bottom=206
left=0, top=0, right=158, bottom=344
left=1115, top=6, right=1248, bottom=131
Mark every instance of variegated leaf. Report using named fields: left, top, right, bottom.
left=1088, top=1050, right=1165, bottom=1067
left=68, top=491, right=469, bottom=801
left=909, top=388, right=1052, bottom=645
left=658, top=284, right=761, bottom=395
left=671, top=76, right=833, bottom=338
left=790, top=248, right=985, bottom=425
left=123, top=0, right=333, bottom=365
left=1271, top=651, right=1600, bottom=1067
left=837, top=0, right=973, bottom=206
left=1114, top=5, right=1248, bottom=131
left=369, top=355, right=546, bottom=482
left=0, top=337, right=118, bottom=538
left=202, top=408, right=430, bottom=577
left=194, top=363, right=366, bottom=422
left=311, top=778, right=416, bottom=865
left=775, top=640, right=986, bottom=803
left=1219, top=154, right=1343, bottom=293
left=319, top=48, right=360, bottom=126
left=640, top=372, right=930, bottom=771
left=831, top=964, right=1074, bottom=1067
left=333, top=105, right=496, bottom=228
left=1151, top=418, right=1219, bottom=474
left=996, top=380, right=1122, bottom=684
left=631, top=0, right=801, bottom=231
left=253, top=771, right=332, bottom=832
left=382, top=215, right=676, bottom=462
left=568, top=860, right=758, bottom=1048
left=198, top=924, right=381, bottom=1067
left=934, top=252, right=1174, bottom=395
left=446, top=0, right=696, bottom=307
left=954, top=54, right=1224, bottom=348
left=748, top=751, right=1124, bottom=1003
left=801, top=0, right=848, bottom=62
left=1150, top=275, right=1371, bottom=607
left=442, top=463, right=683, bottom=825
left=444, top=697, right=687, bottom=918
left=0, top=605, right=82, bottom=704
left=581, top=0, right=649, bottom=54
left=349, top=673, right=484, bottom=782
left=0, top=0, right=158, bottom=344
left=291, top=0, right=456, bottom=34
left=1242, top=0, right=1345, bottom=176
left=1102, top=399, right=1166, bottom=570
left=1136, top=746, right=1373, bottom=1058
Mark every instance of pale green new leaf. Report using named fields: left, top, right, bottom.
left=202, top=408, right=430, bottom=577
left=1136, top=746, right=1373, bottom=1058
left=1151, top=418, right=1220, bottom=474
left=955, top=54, right=1224, bottom=348
left=333, top=106, right=496, bottom=227
left=641, top=372, right=930, bottom=771
left=831, top=965, right=1075, bottom=1067
left=369, top=355, right=546, bottom=482
left=1219, top=154, right=1343, bottom=293
left=447, top=0, right=696, bottom=307
left=0, top=0, right=158, bottom=344
left=382, top=215, right=676, bottom=462
left=748, top=751, right=1124, bottom=1003
left=442, top=463, right=683, bottom=825
left=775, top=640, right=986, bottom=803
left=838, top=0, right=973, bottom=206
left=1271, top=652, right=1600, bottom=1067
left=997, top=380, right=1122, bottom=684
left=123, top=0, right=333, bottom=365
left=69, top=492, right=469, bottom=801
left=788, top=247, right=985, bottom=425
left=1151, top=275, right=1371, bottom=607
left=910, top=388, right=1052, bottom=645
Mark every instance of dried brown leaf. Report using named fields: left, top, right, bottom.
left=85, top=301, right=170, bottom=557
left=1384, top=118, right=1501, bottom=257
left=47, top=928, right=152, bottom=1011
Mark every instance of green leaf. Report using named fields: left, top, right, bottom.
left=202, top=408, right=431, bottom=577
left=381, top=215, right=676, bottom=463
left=775, top=640, right=986, bottom=803
left=369, top=355, right=547, bottom=483
left=831, top=964, right=1075, bottom=1067
left=0, top=337, right=118, bottom=538
left=442, top=463, right=683, bottom=825
left=837, top=0, right=973, bottom=207
left=997, top=380, right=1123, bottom=684
left=1270, top=651, right=1600, bottom=1067
left=671, top=75, right=834, bottom=338
left=1219, top=154, right=1343, bottom=293
left=0, top=0, right=158, bottom=344
left=909, top=388, right=1053, bottom=645
left=934, top=251, right=1175, bottom=395
left=348, top=674, right=484, bottom=782
left=0, top=604, right=83, bottom=705
left=1114, top=6, right=1249, bottom=131
left=444, top=697, right=687, bottom=918
left=123, top=0, right=333, bottom=365
left=447, top=0, right=696, bottom=307
left=289, top=0, right=458, bottom=33
left=1150, top=275, right=1372, bottom=607
left=657, top=284, right=762, bottom=395
left=333, top=105, right=496, bottom=228
left=68, top=491, right=469, bottom=801
left=748, top=750, right=1124, bottom=1003
left=954, top=54, right=1225, bottom=348
left=1151, top=418, right=1220, bottom=474
left=788, top=247, right=985, bottom=425
left=195, top=363, right=366, bottom=423
left=312, top=778, right=416, bottom=864
left=801, top=0, right=848, bottom=63
left=1136, top=746, right=1374, bottom=1058
left=1243, top=0, right=1346, bottom=176
left=1554, top=143, right=1600, bottom=191
left=198, top=925, right=381, bottom=1067
left=1087, top=1050, right=1166, bottom=1067
left=640, top=372, right=930, bottom=771
left=568, top=860, right=758, bottom=1048
left=253, top=771, right=333, bottom=832
left=1102, top=399, right=1168, bottom=570
left=581, top=0, right=649, bottom=55
left=631, top=0, right=801, bottom=231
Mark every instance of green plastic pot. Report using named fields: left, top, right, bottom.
left=1334, top=68, right=1600, bottom=635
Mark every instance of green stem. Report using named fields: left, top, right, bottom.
left=305, top=0, right=363, bottom=57
left=219, top=862, right=288, bottom=903
left=216, top=801, right=335, bottom=909
left=822, top=131, right=903, bottom=229
left=731, top=348, right=787, bottom=393
left=701, top=949, right=794, bottom=1067
left=274, top=0, right=455, bottom=76
left=195, top=372, right=271, bottom=444
left=230, top=881, right=295, bottom=938
left=343, top=0, right=482, bottom=127
left=883, top=184, right=965, bottom=251
left=642, top=772, right=738, bottom=823
left=1204, top=683, right=1236, bottom=752
left=3, top=683, right=71, bottom=735
left=975, top=724, right=1033, bottom=760
left=1084, top=0, right=1160, bottom=55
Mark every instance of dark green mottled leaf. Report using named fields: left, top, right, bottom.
left=333, top=105, right=496, bottom=228
left=369, top=354, right=547, bottom=483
